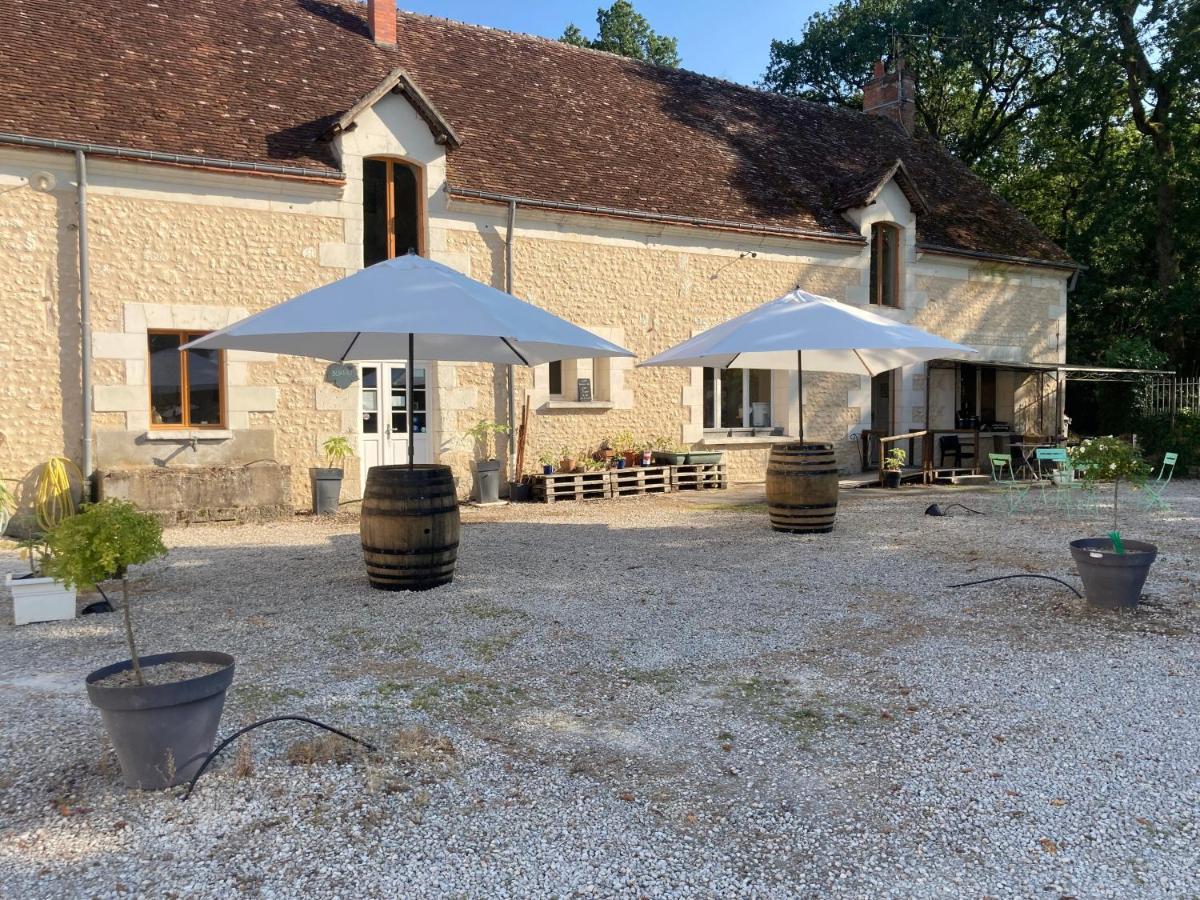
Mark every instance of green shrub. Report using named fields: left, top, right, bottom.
left=321, top=435, right=355, bottom=469
left=1133, top=410, right=1199, bottom=472
left=44, top=500, right=166, bottom=686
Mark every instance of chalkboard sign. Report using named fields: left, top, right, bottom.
left=576, top=377, right=592, bottom=402
left=325, top=362, right=358, bottom=389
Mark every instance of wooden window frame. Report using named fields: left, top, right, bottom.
left=147, top=330, right=227, bottom=430
left=364, top=156, right=427, bottom=260
left=869, top=222, right=902, bottom=308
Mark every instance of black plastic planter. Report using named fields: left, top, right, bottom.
left=1069, top=538, right=1157, bottom=610
left=86, top=651, right=235, bottom=790
left=310, top=467, right=344, bottom=515
left=882, top=470, right=902, bottom=488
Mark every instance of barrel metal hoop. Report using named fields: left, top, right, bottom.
left=361, top=541, right=460, bottom=556
left=360, top=506, right=459, bottom=517
left=768, top=501, right=838, bottom=511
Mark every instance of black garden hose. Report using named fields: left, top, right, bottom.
left=182, top=715, right=377, bottom=801
left=948, top=574, right=1083, bottom=598
left=925, top=502, right=986, bottom=516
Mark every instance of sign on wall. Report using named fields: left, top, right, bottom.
left=577, top=378, right=592, bottom=403
left=325, top=363, right=359, bottom=390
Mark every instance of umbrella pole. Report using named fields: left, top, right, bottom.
left=408, top=333, right=415, bottom=469
left=797, top=349, right=804, bottom=444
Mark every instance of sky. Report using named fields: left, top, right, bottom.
left=397, top=1, right=826, bottom=86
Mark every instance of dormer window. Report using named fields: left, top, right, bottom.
left=869, top=222, right=901, bottom=307
left=363, top=157, right=423, bottom=266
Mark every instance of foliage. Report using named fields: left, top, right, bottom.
left=883, top=447, right=907, bottom=471
left=44, top=500, right=167, bottom=687
left=611, top=430, right=636, bottom=453
left=0, top=473, right=14, bottom=518
left=465, top=420, right=510, bottom=460
left=537, top=450, right=558, bottom=468
left=44, top=500, right=166, bottom=590
left=762, top=0, right=1200, bottom=377
left=561, top=1, right=681, bottom=68
left=321, top=435, right=354, bottom=470
left=558, top=446, right=576, bottom=462
left=16, top=535, right=49, bottom=577
left=1131, top=410, right=1199, bottom=472
left=1070, top=436, right=1152, bottom=531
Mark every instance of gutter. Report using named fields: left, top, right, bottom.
left=446, top=187, right=865, bottom=246
left=0, top=132, right=344, bottom=182
left=916, top=242, right=1079, bottom=275
left=75, top=151, right=94, bottom=490
left=505, top=199, right=517, bottom=488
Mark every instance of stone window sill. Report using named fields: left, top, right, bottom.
left=142, top=429, right=234, bottom=442
left=540, top=400, right=615, bottom=411
left=699, top=434, right=796, bottom=447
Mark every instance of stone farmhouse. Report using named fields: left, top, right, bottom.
left=0, top=0, right=1076, bottom=519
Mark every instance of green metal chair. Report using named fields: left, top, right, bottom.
left=1034, top=447, right=1071, bottom=509
left=989, top=453, right=1029, bottom=513
left=1138, top=452, right=1178, bottom=512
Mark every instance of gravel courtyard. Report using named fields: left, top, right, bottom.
left=1, top=483, right=1197, bottom=898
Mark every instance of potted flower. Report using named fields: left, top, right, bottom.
left=612, top=431, right=638, bottom=469
left=558, top=447, right=577, bottom=474
left=311, top=435, right=354, bottom=516
left=6, top=533, right=77, bottom=626
left=882, top=448, right=906, bottom=488
left=537, top=450, right=557, bottom=476
left=44, top=500, right=234, bottom=789
left=1068, top=436, right=1155, bottom=610
left=466, top=420, right=510, bottom=503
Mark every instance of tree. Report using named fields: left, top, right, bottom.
left=560, top=1, right=681, bottom=68
left=761, top=0, right=1200, bottom=376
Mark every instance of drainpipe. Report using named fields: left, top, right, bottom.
left=76, top=150, right=94, bottom=494
left=505, top=199, right=517, bottom=488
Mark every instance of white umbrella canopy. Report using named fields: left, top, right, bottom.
left=184, top=254, right=632, bottom=366
left=640, top=289, right=976, bottom=442
left=184, top=254, right=633, bottom=467
left=640, top=289, right=976, bottom=375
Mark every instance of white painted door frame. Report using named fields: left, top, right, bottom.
left=358, top=360, right=434, bottom=489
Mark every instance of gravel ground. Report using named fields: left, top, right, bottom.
left=1, top=482, right=1197, bottom=899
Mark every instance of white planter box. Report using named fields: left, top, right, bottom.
left=5, top=573, right=77, bottom=626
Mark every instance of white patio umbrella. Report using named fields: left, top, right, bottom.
left=640, top=289, right=976, bottom=441
left=185, top=254, right=633, bottom=465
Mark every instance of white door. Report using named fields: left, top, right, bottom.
left=359, top=361, right=432, bottom=488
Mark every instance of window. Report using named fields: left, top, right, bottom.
left=548, top=360, right=563, bottom=397
left=703, top=368, right=772, bottom=430
left=362, top=364, right=427, bottom=435
left=148, top=331, right=224, bottom=428
left=363, top=157, right=422, bottom=266
left=869, top=222, right=901, bottom=307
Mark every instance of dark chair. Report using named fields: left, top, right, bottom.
left=938, top=435, right=976, bottom=468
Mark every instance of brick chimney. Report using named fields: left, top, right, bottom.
left=863, top=58, right=915, bottom=135
left=368, top=0, right=396, bottom=46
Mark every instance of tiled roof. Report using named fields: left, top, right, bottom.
left=0, top=0, right=1071, bottom=265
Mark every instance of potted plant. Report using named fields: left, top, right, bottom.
left=558, top=446, right=577, bottom=474
left=466, top=420, right=510, bottom=504
left=882, top=448, right=906, bottom=488
left=311, top=435, right=354, bottom=516
left=6, top=533, right=77, bottom=626
left=613, top=431, right=638, bottom=469
left=1068, top=436, right=1155, bottom=610
left=595, top=437, right=615, bottom=463
left=537, top=450, right=557, bottom=476
left=44, top=500, right=234, bottom=789
left=651, top=436, right=688, bottom=466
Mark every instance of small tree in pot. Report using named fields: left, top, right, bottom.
left=1068, top=436, right=1154, bottom=609
left=882, top=448, right=906, bottom=488
left=44, top=500, right=234, bottom=789
left=311, top=435, right=354, bottom=516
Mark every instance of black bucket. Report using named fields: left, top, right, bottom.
left=86, top=651, right=235, bottom=790
left=1069, top=538, right=1157, bottom=610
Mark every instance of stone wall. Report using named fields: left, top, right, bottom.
left=96, top=464, right=292, bottom=525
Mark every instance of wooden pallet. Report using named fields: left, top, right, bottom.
left=671, top=463, right=728, bottom=491
left=531, top=471, right=611, bottom=503
left=610, top=465, right=672, bottom=497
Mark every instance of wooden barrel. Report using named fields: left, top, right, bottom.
left=360, top=465, right=460, bottom=591
left=765, top=442, right=839, bottom=534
